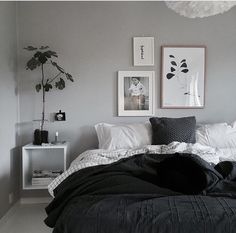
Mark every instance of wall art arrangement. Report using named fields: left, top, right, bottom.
left=161, top=46, right=206, bottom=108
left=133, top=37, right=154, bottom=66
left=118, top=71, right=155, bottom=116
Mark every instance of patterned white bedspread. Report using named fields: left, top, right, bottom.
left=48, top=142, right=232, bottom=197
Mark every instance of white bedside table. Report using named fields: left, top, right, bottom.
left=22, top=143, right=69, bottom=190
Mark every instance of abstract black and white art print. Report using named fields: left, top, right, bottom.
left=118, top=71, right=155, bottom=116
left=161, top=46, right=206, bottom=108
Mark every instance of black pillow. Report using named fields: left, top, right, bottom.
left=149, top=116, right=196, bottom=145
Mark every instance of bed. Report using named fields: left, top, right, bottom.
left=44, top=117, right=236, bottom=233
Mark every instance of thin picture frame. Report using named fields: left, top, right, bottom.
left=133, top=37, right=154, bottom=66
left=161, top=45, right=206, bottom=109
left=118, top=71, right=155, bottom=116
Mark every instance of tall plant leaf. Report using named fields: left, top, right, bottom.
left=65, top=73, right=74, bottom=82
left=44, top=83, right=53, bottom=92
left=24, top=46, right=37, bottom=51
left=55, top=78, right=65, bottom=90
left=35, top=84, right=41, bottom=92
left=51, top=61, right=65, bottom=73
left=34, top=51, right=43, bottom=58
left=44, top=50, right=58, bottom=58
left=33, top=51, right=48, bottom=64
left=26, top=57, right=41, bottom=70
left=39, top=46, right=49, bottom=50
left=25, top=45, right=75, bottom=95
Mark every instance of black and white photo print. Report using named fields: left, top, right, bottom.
left=118, top=71, right=155, bottom=116
left=124, top=76, right=149, bottom=111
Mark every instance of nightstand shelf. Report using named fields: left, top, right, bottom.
left=22, top=143, right=69, bottom=190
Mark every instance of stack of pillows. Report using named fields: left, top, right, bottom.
left=95, top=116, right=196, bottom=150
left=95, top=116, right=236, bottom=152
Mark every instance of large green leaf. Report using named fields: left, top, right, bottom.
left=35, top=84, right=41, bottom=92
left=24, top=46, right=37, bottom=51
left=55, top=78, right=65, bottom=90
left=26, top=57, right=41, bottom=70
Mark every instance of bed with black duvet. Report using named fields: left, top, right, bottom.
left=45, top=153, right=236, bottom=233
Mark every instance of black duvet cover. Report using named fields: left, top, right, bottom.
left=45, top=153, right=236, bottom=233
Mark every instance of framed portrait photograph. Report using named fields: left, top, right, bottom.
left=118, top=71, right=155, bottom=116
left=161, top=46, right=206, bottom=108
left=133, top=37, right=154, bottom=66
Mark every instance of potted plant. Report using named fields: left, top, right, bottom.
left=24, top=45, right=74, bottom=145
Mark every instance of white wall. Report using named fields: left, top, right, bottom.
left=17, top=2, right=236, bottom=161
left=0, top=2, right=18, bottom=218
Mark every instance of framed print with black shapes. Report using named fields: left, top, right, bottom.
left=161, top=46, right=206, bottom=108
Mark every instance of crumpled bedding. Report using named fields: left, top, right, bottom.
left=48, top=142, right=227, bottom=197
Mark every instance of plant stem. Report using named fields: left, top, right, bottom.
left=48, top=72, right=61, bottom=84
left=41, top=64, right=45, bottom=131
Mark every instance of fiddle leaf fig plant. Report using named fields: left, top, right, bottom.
left=24, top=45, right=75, bottom=131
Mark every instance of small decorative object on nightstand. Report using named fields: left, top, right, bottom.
left=22, top=142, right=69, bottom=190
left=51, top=131, right=66, bottom=145
left=55, top=110, right=66, bottom=121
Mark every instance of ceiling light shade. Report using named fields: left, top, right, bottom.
left=165, top=1, right=236, bottom=18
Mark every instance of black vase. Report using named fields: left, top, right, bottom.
left=33, top=129, right=49, bottom=145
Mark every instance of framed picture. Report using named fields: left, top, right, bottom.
left=133, top=37, right=154, bottom=66
left=118, top=71, right=155, bottom=116
left=161, top=46, right=206, bottom=108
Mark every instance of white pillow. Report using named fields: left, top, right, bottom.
left=196, top=122, right=236, bottom=148
left=95, top=122, right=152, bottom=150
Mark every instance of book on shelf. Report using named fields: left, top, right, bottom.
left=31, top=169, right=63, bottom=186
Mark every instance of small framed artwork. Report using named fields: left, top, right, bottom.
left=161, top=46, right=206, bottom=108
left=118, top=71, right=155, bottom=116
left=133, top=37, right=154, bottom=66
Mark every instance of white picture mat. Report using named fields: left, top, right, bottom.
left=162, top=47, right=205, bottom=108
left=133, top=37, right=154, bottom=66
left=118, top=71, right=155, bottom=116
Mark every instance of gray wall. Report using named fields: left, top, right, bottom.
left=16, top=2, right=236, bottom=194
left=0, top=2, right=18, bottom=218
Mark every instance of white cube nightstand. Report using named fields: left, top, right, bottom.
left=22, top=143, right=69, bottom=190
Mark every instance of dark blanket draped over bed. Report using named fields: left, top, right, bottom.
left=45, top=153, right=236, bottom=233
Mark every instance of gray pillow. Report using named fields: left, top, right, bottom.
left=149, top=116, right=196, bottom=145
